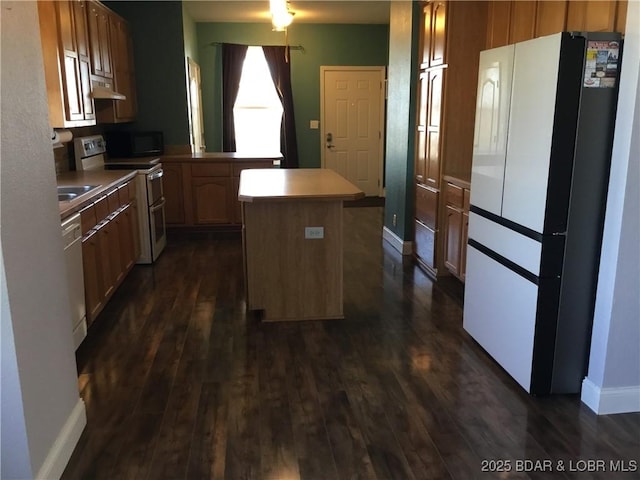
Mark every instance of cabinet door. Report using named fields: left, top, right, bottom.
left=97, top=222, right=115, bottom=299
left=111, top=16, right=136, bottom=120
left=535, top=1, right=568, bottom=38
left=56, top=1, right=84, bottom=122
left=87, top=1, right=113, bottom=78
left=415, top=72, right=428, bottom=184
left=616, top=0, right=628, bottom=34
left=425, top=68, right=444, bottom=188
left=82, top=230, right=103, bottom=325
left=567, top=1, right=617, bottom=32
left=130, top=200, right=141, bottom=262
left=72, top=1, right=95, bottom=121
left=414, top=220, right=436, bottom=270
left=430, top=1, right=447, bottom=67
left=117, top=204, right=135, bottom=273
left=192, top=177, right=232, bottom=224
left=420, top=4, right=433, bottom=69
left=444, top=205, right=462, bottom=276
left=163, top=164, right=185, bottom=224
left=486, top=1, right=512, bottom=49
left=509, top=1, right=538, bottom=44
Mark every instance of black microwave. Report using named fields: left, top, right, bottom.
left=106, top=131, right=164, bottom=158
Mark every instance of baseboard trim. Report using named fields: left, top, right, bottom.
left=382, top=226, right=413, bottom=255
left=581, top=378, right=640, bottom=415
left=36, top=398, right=86, bottom=480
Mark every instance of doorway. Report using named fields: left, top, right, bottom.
left=187, top=57, right=205, bottom=153
left=320, top=66, right=386, bottom=197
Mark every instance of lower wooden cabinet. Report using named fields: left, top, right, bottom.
left=81, top=229, right=103, bottom=325
left=79, top=179, right=137, bottom=325
left=192, top=177, right=232, bottom=224
left=442, top=179, right=470, bottom=282
left=162, top=159, right=274, bottom=227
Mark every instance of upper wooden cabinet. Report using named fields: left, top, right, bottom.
left=414, top=1, right=487, bottom=276
left=39, top=0, right=96, bottom=128
left=38, top=0, right=136, bottom=127
left=509, top=1, right=538, bottom=44
left=421, top=2, right=448, bottom=68
left=486, top=0, right=627, bottom=49
left=96, top=13, right=137, bottom=123
left=87, top=0, right=113, bottom=79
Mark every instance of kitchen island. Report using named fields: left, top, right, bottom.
left=239, top=168, right=364, bottom=322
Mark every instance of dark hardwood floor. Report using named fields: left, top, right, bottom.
left=64, top=206, right=639, bottom=480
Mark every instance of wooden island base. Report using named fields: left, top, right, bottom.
left=239, top=169, right=364, bottom=322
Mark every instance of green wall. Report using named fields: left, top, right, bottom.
left=105, top=1, right=190, bottom=146
left=196, top=23, right=389, bottom=168
left=383, top=2, right=420, bottom=241
left=182, top=5, right=198, bottom=64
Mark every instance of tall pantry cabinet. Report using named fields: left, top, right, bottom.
left=413, top=1, right=487, bottom=276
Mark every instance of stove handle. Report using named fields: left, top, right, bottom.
left=150, top=197, right=166, bottom=213
left=148, top=169, right=164, bottom=181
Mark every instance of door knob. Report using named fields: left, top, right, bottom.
left=326, top=132, right=335, bottom=149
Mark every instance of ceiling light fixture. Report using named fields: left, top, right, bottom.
left=270, top=0, right=295, bottom=31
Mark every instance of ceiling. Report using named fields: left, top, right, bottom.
left=183, top=1, right=391, bottom=25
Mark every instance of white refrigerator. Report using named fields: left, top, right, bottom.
left=464, top=32, right=623, bottom=394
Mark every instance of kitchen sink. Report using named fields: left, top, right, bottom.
left=57, top=185, right=99, bottom=195
left=58, top=192, right=78, bottom=202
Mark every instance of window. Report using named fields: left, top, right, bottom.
left=233, top=46, right=283, bottom=155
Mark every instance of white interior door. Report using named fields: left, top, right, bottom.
left=187, top=57, right=205, bottom=153
left=321, top=66, right=385, bottom=196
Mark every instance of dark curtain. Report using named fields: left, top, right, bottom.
left=222, top=43, right=248, bottom=152
left=262, top=46, right=299, bottom=168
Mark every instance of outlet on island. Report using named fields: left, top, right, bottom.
left=304, top=226, right=324, bottom=239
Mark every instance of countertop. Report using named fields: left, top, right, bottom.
left=238, top=168, right=365, bottom=203
left=57, top=169, right=137, bottom=219
left=443, top=175, right=471, bottom=189
left=161, top=152, right=283, bottom=163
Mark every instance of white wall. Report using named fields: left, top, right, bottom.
left=1, top=2, right=85, bottom=477
left=582, top=0, right=640, bottom=415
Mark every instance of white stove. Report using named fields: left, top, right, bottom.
left=74, top=135, right=166, bottom=264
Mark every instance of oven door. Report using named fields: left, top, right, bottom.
left=149, top=197, right=166, bottom=262
left=147, top=168, right=164, bottom=206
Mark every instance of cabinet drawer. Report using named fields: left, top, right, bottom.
left=415, top=183, right=438, bottom=229
left=191, top=163, right=231, bottom=177
left=463, top=188, right=471, bottom=211
left=232, top=162, right=272, bottom=177
left=80, top=204, right=97, bottom=235
left=118, top=182, right=130, bottom=206
left=445, top=182, right=464, bottom=208
left=414, top=220, right=436, bottom=269
left=107, top=189, right=120, bottom=213
left=93, top=195, right=110, bottom=223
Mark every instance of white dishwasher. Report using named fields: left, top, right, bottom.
left=61, top=213, right=87, bottom=349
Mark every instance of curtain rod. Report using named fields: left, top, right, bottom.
left=207, top=42, right=305, bottom=53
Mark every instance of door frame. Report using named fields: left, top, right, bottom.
left=186, top=57, right=206, bottom=153
left=320, top=66, right=386, bottom=197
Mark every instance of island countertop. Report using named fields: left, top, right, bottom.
left=238, top=168, right=365, bottom=202
left=162, top=152, right=283, bottom=164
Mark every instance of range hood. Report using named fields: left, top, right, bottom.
left=91, top=79, right=126, bottom=101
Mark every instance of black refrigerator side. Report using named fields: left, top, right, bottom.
left=552, top=32, right=623, bottom=393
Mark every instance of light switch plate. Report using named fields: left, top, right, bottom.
left=305, top=226, right=324, bottom=239
left=309, top=120, right=319, bottom=129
